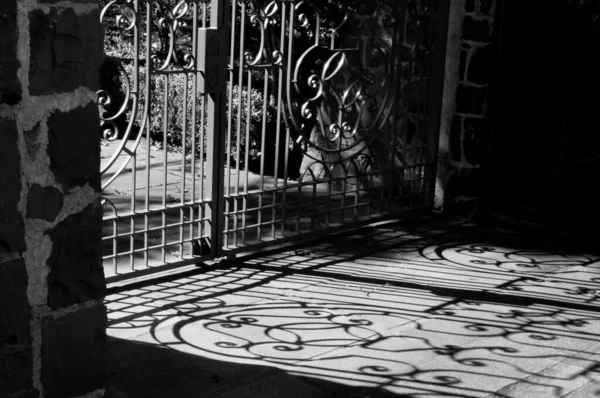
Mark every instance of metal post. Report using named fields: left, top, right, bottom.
left=201, top=0, right=230, bottom=258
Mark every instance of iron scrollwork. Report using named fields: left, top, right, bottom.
left=239, top=0, right=435, bottom=192
left=99, top=0, right=206, bottom=191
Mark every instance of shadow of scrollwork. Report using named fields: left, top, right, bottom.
left=105, top=220, right=600, bottom=397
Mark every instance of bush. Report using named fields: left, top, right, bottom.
left=99, top=55, right=278, bottom=163
left=148, top=71, right=277, bottom=161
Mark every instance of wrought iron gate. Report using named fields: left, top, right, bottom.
left=99, top=0, right=449, bottom=281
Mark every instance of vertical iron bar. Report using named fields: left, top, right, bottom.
left=131, top=1, right=139, bottom=221
left=201, top=3, right=208, bottom=246
left=281, top=121, right=290, bottom=236
left=224, top=1, right=237, bottom=250
left=112, top=219, right=117, bottom=274
left=242, top=70, right=252, bottom=245
left=130, top=153, right=136, bottom=270
left=180, top=73, right=188, bottom=256
left=144, top=1, right=151, bottom=268
left=190, top=2, right=198, bottom=251
left=162, top=75, right=168, bottom=263
left=199, top=3, right=208, bottom=203
left=257, top=69, right=269, bottom=241
left=203, top=0, right=230, bottom=258
left=233, top=1, right=247, bottom=247
left=273, top=2, right=294, bottom=239
left=182, top=75, right=188, bottom=205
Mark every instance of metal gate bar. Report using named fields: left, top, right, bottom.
left=99, top=0, right=449, bottom=281
left=100, top=0, right=215, bottom=281
left=220, top=0, right=447, bottom=254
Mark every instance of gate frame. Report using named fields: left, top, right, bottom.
left=202, top=0, right=231, bottom=259
left=102, top=0, right=452, bottom=285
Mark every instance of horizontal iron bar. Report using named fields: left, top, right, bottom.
left=103, top=201, right=212, bottom=222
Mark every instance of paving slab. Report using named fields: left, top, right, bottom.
left=105, top=219, right=600, bottom=397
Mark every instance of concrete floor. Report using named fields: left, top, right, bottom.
left=104, top=218, right=600, bottom=397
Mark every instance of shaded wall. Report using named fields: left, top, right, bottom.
left=435, top=0, right=497, bottom=218
left=485, top=1, right=600, bottom=231
left=0, top=0, right=106, bottom=397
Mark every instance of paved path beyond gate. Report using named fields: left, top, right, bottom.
left=104, top=218, right=600, bottom=397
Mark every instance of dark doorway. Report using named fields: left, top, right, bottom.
left=487, top=0, right=600, bottom=231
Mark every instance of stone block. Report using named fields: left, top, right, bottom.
left=29, top=8, right=103, bottom=96
left=0, top=0, right=21, bottom=105
left=47, top=102, right=101, bottom=191
left=27, top=184, right=63, bottom=223
left=41, top=305, right=107, bottom=398
left=0, top=259, right=30, bottom=347
left=456, top=84, right=487, bottom=115
left=0, top=348, right=33, bottom=397
left=0, top=117, right=25, bottom=252
left=468, top=44, right=495, bottom=85
left=46, top=202, right=105, bottom=310
left=24, top=123, right=42, bottom=161
left=461, top=16, right=492, bottom=42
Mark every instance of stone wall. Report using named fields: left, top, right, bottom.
left=435, top=0, right=497, bottom=218
left=0, top=1, right=106, bottom=397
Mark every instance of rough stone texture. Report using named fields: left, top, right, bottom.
left=29, top=8, right=103, bottom=96
left=438, top=0, right=497, bottom=217
left=47, top=102, right=101, bottom=192
left=456, top=84, right=487, bottom=115
left=0, top=348, right=34, bottom=397
left=0, top=117, right=26, bottom=253
left=3, top=1, right=107, bottom=397
left=24, top=123, right=42, bottom=161
left=0, top=259, right=30, bottom=348
left=46, top=202, right=105, bottom=310
left=0, top=0, right=21, bottom=105
left=438, top=0, right=498, bottom=219
left=27, top=184, right=64, bottom=223
left=41, top=305, right=107, bottom=398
